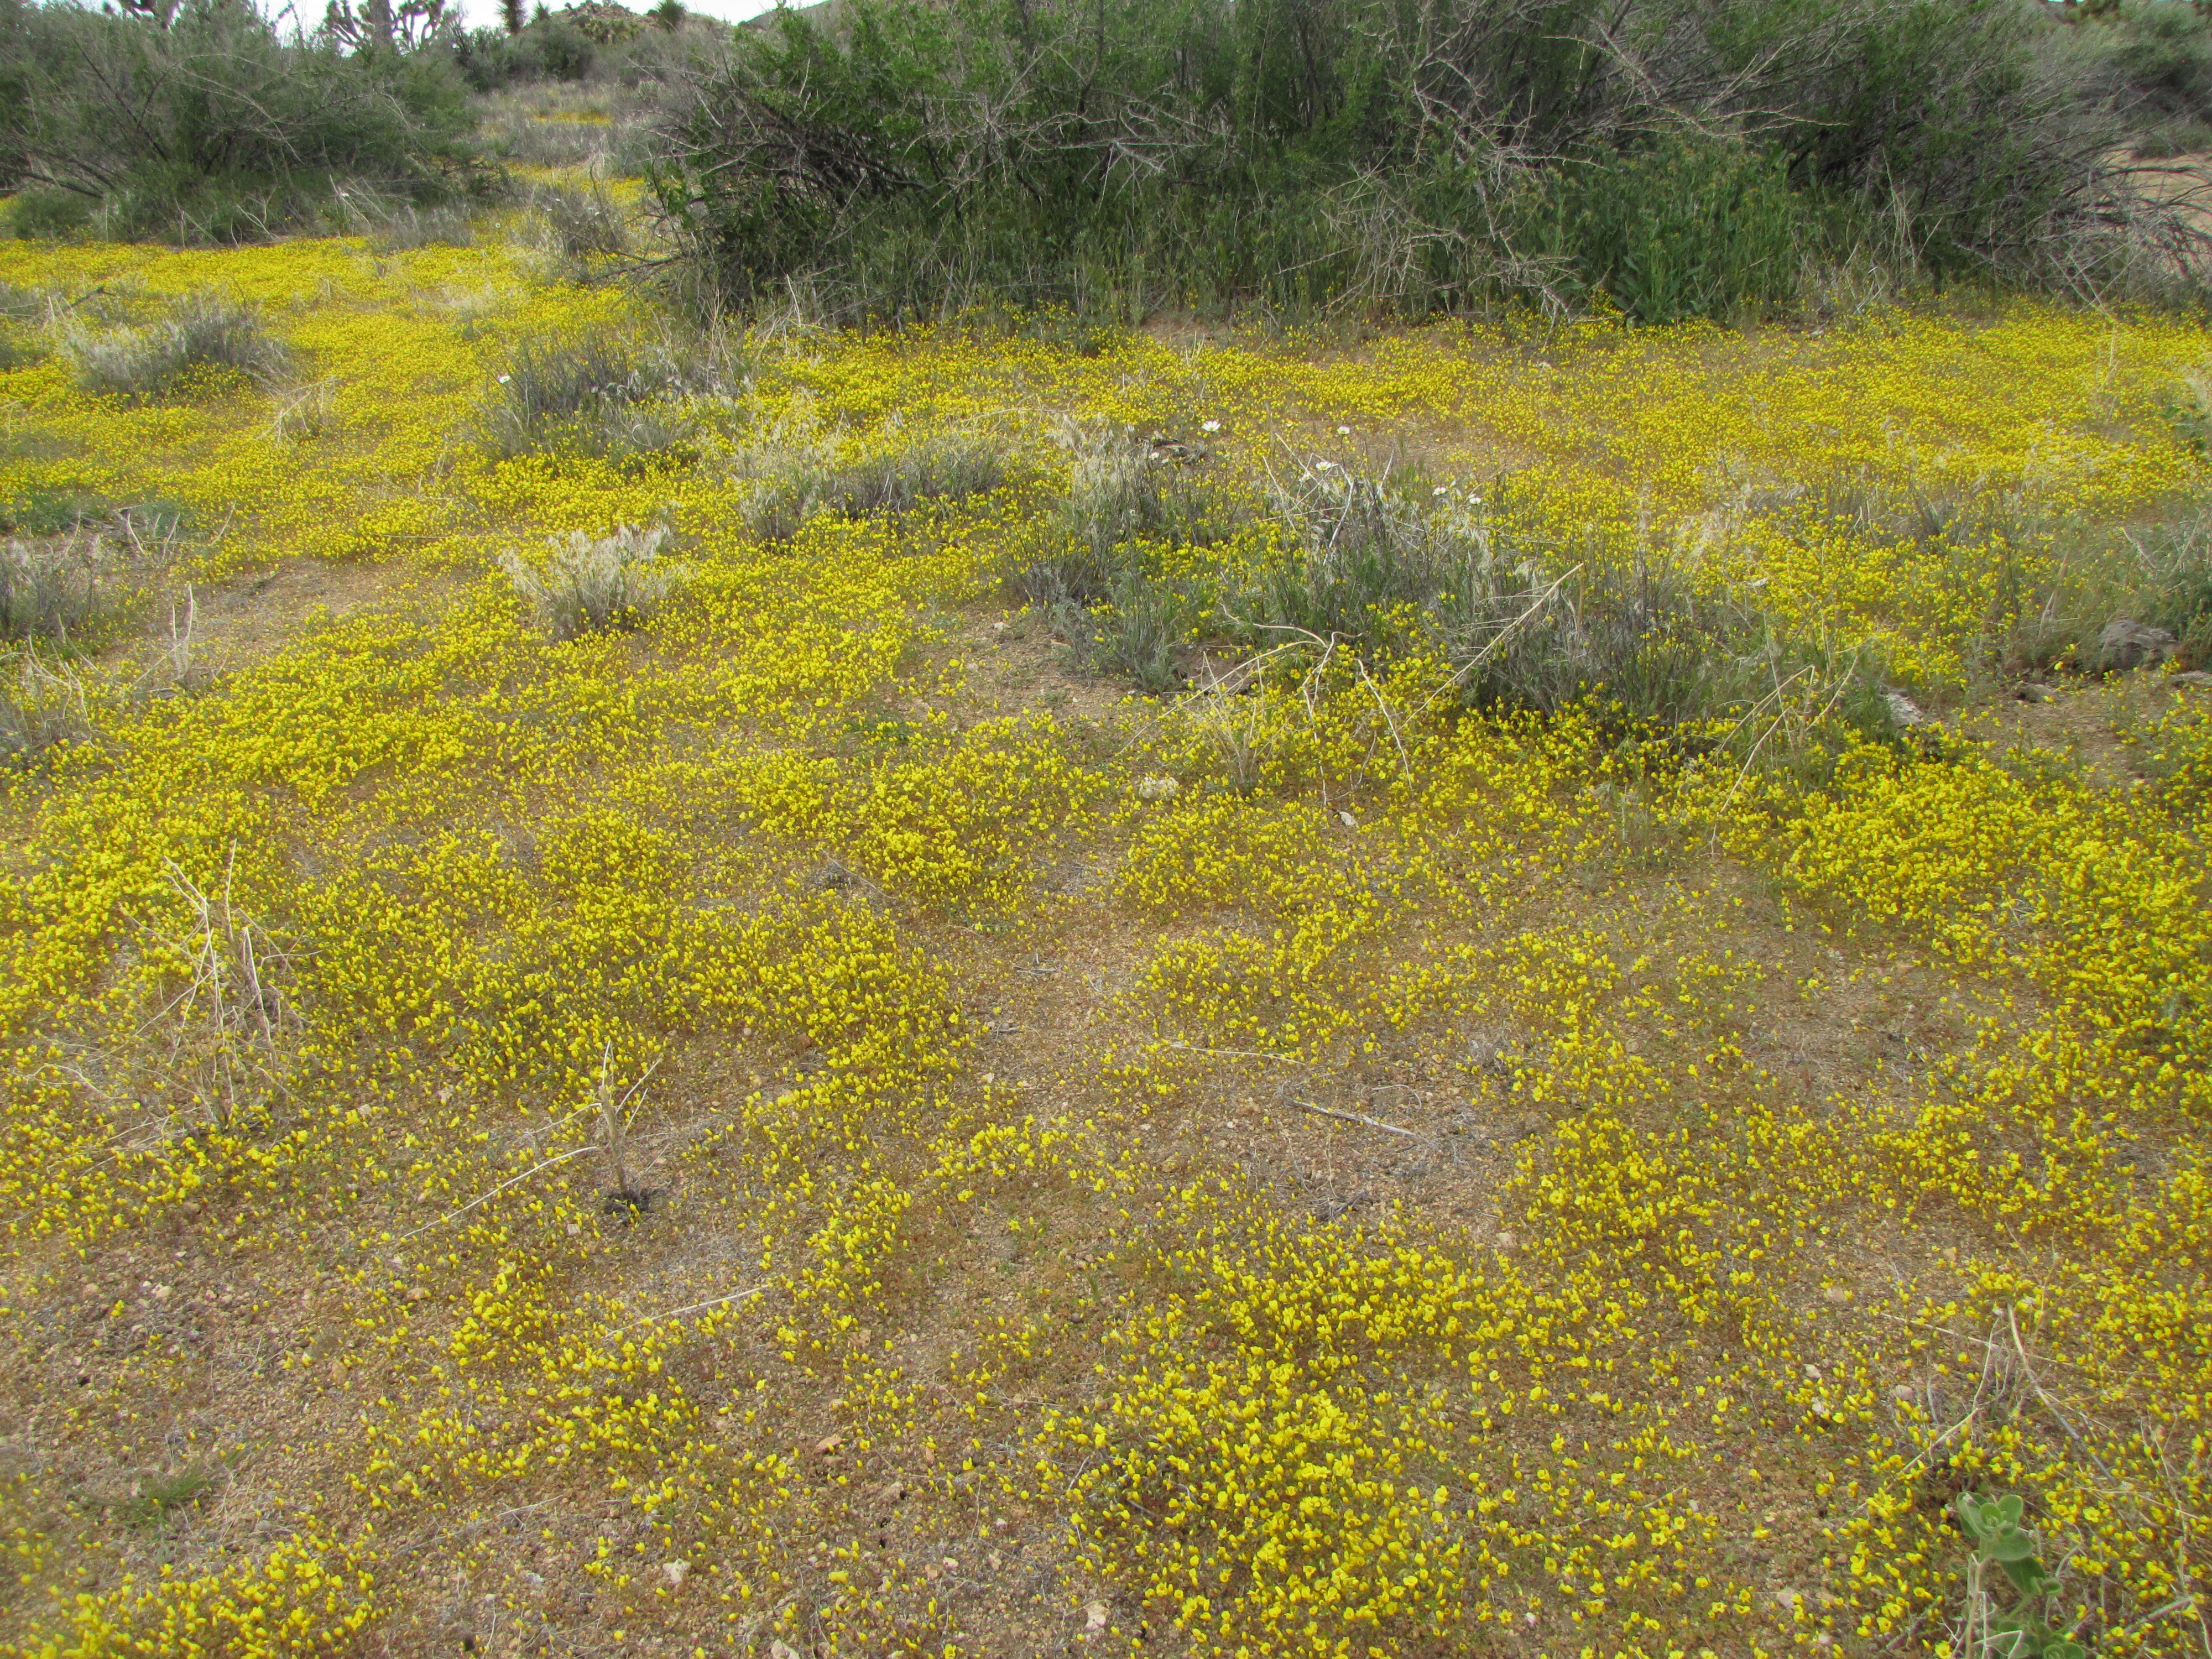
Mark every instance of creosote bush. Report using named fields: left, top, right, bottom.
left=502, top=523, right=672, bottom=639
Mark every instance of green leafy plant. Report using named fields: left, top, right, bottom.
left=1955, top=1492, right=2088, bottom=1659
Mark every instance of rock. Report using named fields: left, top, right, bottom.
left=1084, top=1599, right=1111, bottom=1632
left=1882, top=690, right=1927, bottom=728
left=2172, top=670, right=2212, bottom=688
left=769, top=1642, right=804, bottom=1659
left=2016, top=681, right=2057, bottom=704
left=2097, top=617, right=2177, bottom=672
left=1135, top=774, right=1181, bottom=802
left=661, top=1559, right=689, bottom=1589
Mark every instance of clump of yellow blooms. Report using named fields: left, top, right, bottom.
left=1, top=213, right=2208, bottom=1659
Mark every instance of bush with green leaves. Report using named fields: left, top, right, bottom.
left=1006, top=423, right=1243, bottom=613
left=1, top=535, right=104, bottom=642
left=1531, top=131, right=1807, bottom=325
left=0, top=0, right=487, bottom=244
left=648, top=0, right=2189, bottom=326
left=2078, top=0, right=2212, bottom=158
left=529, top=180, right=629, bottom=262
left=448, top=14, right=599, bottom=92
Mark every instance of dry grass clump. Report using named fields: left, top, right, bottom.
left=364, top=202, right=477, bottom=252
left=0, top=650, right=95, bottom=764
left=528, top=179, right=630, bottom=262
left=1, top=508, right=179, bottom=643
left=500, top=523, right=672, bottom=639
left=265, top=378, right=339, bottom=444
left=145, top=855, right=303, bottom=1130
left=62, top=293, right=289, bottom=401
left=477, top=330, right=700, bottom=462
left=739, top=430, right=1006, bottom=541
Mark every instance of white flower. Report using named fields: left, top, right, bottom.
left=497, top=375, right=511, bottom=384
left=1201, top=419, right=1220, bottom=433
left=1433, top=485, right=1449, bottom=495
left=1335, top=425, right=1351, bottom=435
left=1314, top=460, right=1337, bottom=470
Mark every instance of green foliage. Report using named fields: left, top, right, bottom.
left=529, top=179, right=628, bottom=262
left=111, top=1467, right=216, bottom=1532
left=2080, top=1, right=2212, bottom=156
left=1955, top=1492, right=2089, bottom=1659
left=1535, top=132, right=1807, bottom=325
left=0, top=0, right=488, bottom=244
left=449, top=12, right=598, bottom=90
left=1, top=487, right=112, bottom=537
left=1, top=502, right=178, bottom=645
left=649, top=0, right=2169, bottom=325
left=1056, top=570, right=1193, bottom=696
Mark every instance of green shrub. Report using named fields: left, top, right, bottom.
left=648, top=0, right=2178, bottom=325
left=2080, top=1, right=2212, bottom=156
left=529, top=180, right=629, bottom=262
left=63, top=295, right=289, bottom=401
left=0, top=0, right=489, bottom=245
left=1055, top=569, right=1195, bottom=696
left=1535, top=132, right=1808, bottom=325
left=0, top=326, right=43, bottom=371
left=1227, top=463, right=1464, bottom=646
left=3, top=187, right=95, bottom=241
left=1, top=506, right=178, bottom=645
left=2, top=488, right=109, bottom=537
left=450, top=14, right=599, bottom=91
left=0, top=650, right=96, bottom=766
left=1, top=535, right=105, bottom=641
left=1238, top=465, right=1884, bottom=737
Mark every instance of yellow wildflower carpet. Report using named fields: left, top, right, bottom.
left=0, top=228, right=2206, bottom=1659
